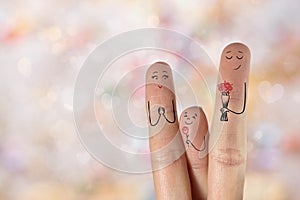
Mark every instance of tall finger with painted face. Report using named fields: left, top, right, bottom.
left=146, top=62, right=191, bottom=200
left=208, top=43, right=251, bottom=200
left=179, top=106, right=209, bottom=200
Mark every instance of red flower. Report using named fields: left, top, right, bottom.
left=218, top=84, right=224, bottom=91
left=218, top=81, right=233, bottom=94
left=182, top=126, right=189, bottom=135
left=224, top=81, right=233, bottom=91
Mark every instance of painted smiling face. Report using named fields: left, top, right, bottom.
left=179, top=107, right=201, bottom=137
left=146, top=62, right=174, bottom=94
left=179, top=106, right=208, bottom=153
left=220, top=43, right=250, bottom=82
left=183, top=111, right=197, bottom=125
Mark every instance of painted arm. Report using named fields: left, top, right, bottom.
left=163, top=99, right=176, bottom=123
left=148, top=101, right=161, bottom=126
left=187, top=136, right=207, bottom=152
left=227, top=82, right=247, bottom=114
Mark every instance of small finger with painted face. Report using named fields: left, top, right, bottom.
left=208, top=43, right=251, bottom=200
left=179, top=106, right=209, bottom=200
left=146, top=62, right=192, bottom=200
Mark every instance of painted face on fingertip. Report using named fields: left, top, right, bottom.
left=146, top=62, right=174, bottom=92
left=179, top=107, right=201, bottom=136
left=220, top=43, right=250, bottom=76
left=182, top=111, right=197, bottom=125
left=179, top=107, right=209, bottom=153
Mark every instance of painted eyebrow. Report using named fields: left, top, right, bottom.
left=162, top=70, right=168, bottom=73
left=194, top=113, right=197, bottom=116
left=152, top=71, right=158, bottom=74
left=238, top=51, right=243, bottom=53
left=226, top=51, right=232, bottom=53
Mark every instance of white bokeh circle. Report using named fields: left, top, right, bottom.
left=73, top=28, right=218, bottom=173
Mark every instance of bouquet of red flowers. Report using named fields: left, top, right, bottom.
left=218, top=81, right=233, bottom=121
left=218, top=81, right=233, bottom=95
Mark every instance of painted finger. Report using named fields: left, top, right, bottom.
left=208, top=43, right=250, bottom=200
left=146, top=61, right=192, bottom=200
left=179, top=106, right=209, bottom=200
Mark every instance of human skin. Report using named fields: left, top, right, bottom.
left=146, top=62, right=192, bottom=200
left=179, top=106, right=208, bottom=200
left=146, top=43, right=250, bottom=200
left=208, top=43, right=250, bottom=200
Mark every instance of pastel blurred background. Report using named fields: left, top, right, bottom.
left=1, top=0, right=300, bottom=199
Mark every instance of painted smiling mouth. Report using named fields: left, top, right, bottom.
left=234, top=65, right=242, bottom=70
left=158, top=85, right=163, bottom=88
left=185, top=121, right=192, bottom=125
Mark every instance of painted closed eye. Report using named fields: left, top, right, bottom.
left=162, top=75, right=169, bottom=79
left=151, top=75, right=158, bottom=80
left=236, top=56, right=243, bottom=60
left=225, top=56, right=233, bottom=59
left=192, top=116, right=196, bottom=119
left=183, top=112, right=188, bottom=118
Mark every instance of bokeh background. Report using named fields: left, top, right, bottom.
left=1, top=0, right=300, bottom=199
